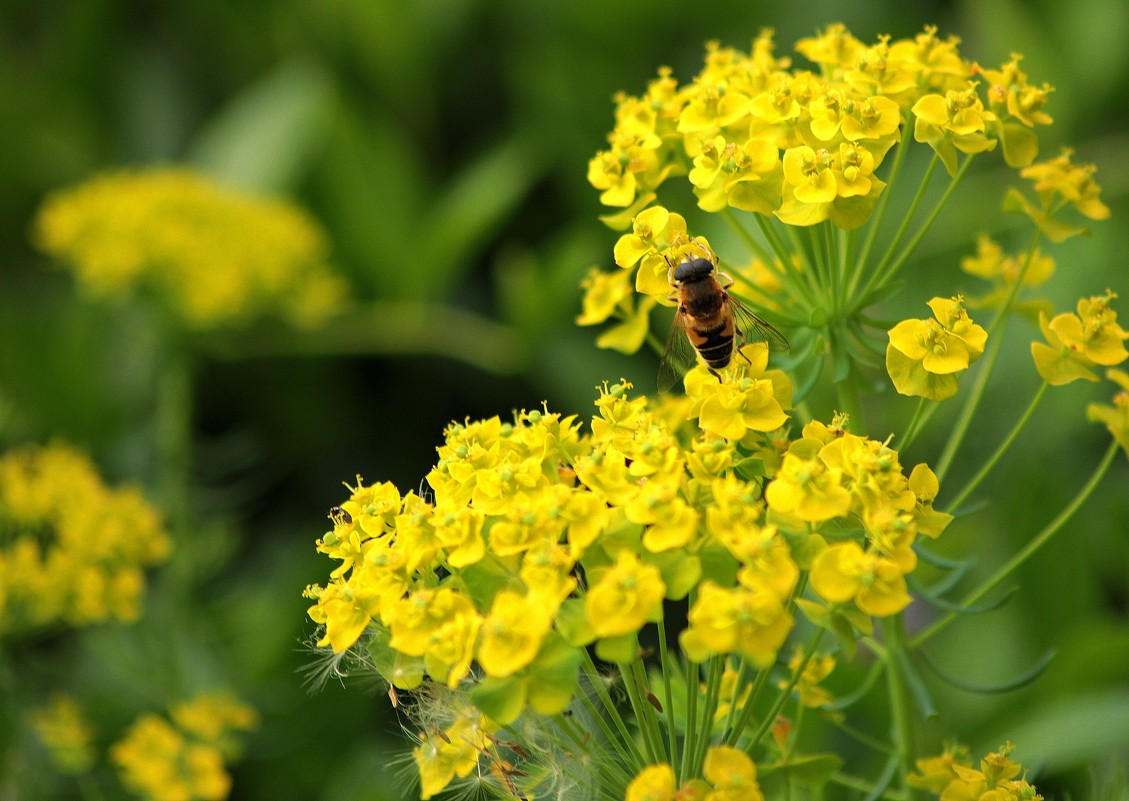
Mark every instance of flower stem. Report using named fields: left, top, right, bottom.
left=681, top=657, right=701, bottom=781
left=691, top=656, right=725, bottom=775
left=657, top=618, right=679, bottom=772
left=580, top=650, right=645, bottom=769
left=744, top=628, right=826, bottom=751
left=880, top=615, right=919, bottom=801
left=946, top=382, right=1048, bottom=512
left=934, top=229, right=1043, bottom=482
left=913, top=438, right=1120, bottom=648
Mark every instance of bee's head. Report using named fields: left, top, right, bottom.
left=674, top=257, right=714, bottom=283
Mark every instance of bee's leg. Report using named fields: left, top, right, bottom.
left=716, top=270, right=734, bottom=289
left=708, top=367, right=722, bottom=382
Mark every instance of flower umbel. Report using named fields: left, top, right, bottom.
left=33, top=168, right=347, bottom=329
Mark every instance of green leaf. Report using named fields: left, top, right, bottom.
left=458, top=556, right=518, bottom=611
left=412, top=137, right=546, bottom=297
left=555, top=598, right=595, bottom=647
left=980, top=691, right=1129, bottom=772
left=759, top=753, right=845, bottom=788
left=917, top=647, right=1056, bottom=694
left=188, top=59, right=334, bottom=192
left=526, top=634, right=582, bottom=716
left=643, top=550, right=701, bottom=600
left=470, top=675, right=527, bottom=725
left=595, top=633, right=637, bottom=664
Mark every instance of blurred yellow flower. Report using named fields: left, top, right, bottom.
left=33, top=168, right=347, bottom=329
left=0, top=442, right=170, bottom=636
left=29, top=695, right=96, bottom=776
left=110, top=693, right=256, bottom=801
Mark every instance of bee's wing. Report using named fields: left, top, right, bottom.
left=657, top=309, right=699, bottom=394
left=730, top=295, right=790, bottom=353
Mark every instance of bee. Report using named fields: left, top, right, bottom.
left=328, top=506, right=352, bottom=525
left=657, top=253, right=788, bottom=393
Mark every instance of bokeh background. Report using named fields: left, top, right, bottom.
left=2, top=0, right=1127, bottom=799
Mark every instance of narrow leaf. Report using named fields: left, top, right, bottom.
left=917, top=647, right=1056, bottom=694
left=188, top=59, right=334, bottom=192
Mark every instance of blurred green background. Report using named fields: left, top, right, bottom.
left=2, top=0, right=1127, bottom=799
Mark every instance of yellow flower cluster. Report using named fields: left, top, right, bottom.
left=909, top=742, right=1042, bottom=801
left=886, top=296, right=988, bottom=401
left=110, top=692, right=258, bottom=801
left=0, top=442, right=171, bottom=636
left=33, top=168, right=347, bottom=329
left=29, top=694, right=96, bottom=776
left=306, top=363, right=950, bottom=797
left=588, top=25, right=1050, bottom=230
left=1031, top=291, right=1128, bottom=386
left=626, top=746, right=763, bottom=801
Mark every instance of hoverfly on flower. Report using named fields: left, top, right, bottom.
left=658, top=251, right=788, bottom=393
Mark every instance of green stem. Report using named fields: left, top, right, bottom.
left=744, top=628, right=827, bottom=752
left=581, top=650, right=645, bottom=769
left=946, top=383, right=1048, bottom=512
left=856, top=153, right=975, bottom=314
left=692, top=656, right=725, bottom=775
left=934, top=229, right=1043, bottom=482
left=627, top=659, right=665, bottom=763
left=830, top=771, right=907, bottom=801
left=913, top=438, right=1120, bottom=648
left=851, top=115, right=913, bottom=296
left=724, top=664, right=770, bottom=747
left=898, top=397, right=931, bottom=451
left=880, top=615, right=919, bottom=801
left=575, top=686, right=639, bottom=772
left=755, top=215, right=819, bottom=308
left=681, top=657, right=700, bottom=782
left=867, top=155, right=940, bottom=283
left=722, top=209, right=784, bottom=280
left=835, top=363, right=868, bottom=434
left=156, top=346, right=193, bottom=536
left=656, top=619, right=679, bottom=773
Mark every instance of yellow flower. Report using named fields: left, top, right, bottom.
left=477, top=589, right=554, bottom=678
left=1020, top=148, right=1109, bottom=221
left=764, top=451, right=851, bottom=523
left=385, top=587, right=481, bottom=687
left=1087, top=369, right=1129, bottom=455
left=29, top=695, right=96, bottom=775
left=169, top=693, right=259, bottom=748
left=613, top=206, right=705, bottom=298
left=908, top=743, right=972, bottom=793
left=626, top=764, right=678, bottom=801
left=33, top=168, right=346, bottom=329
left=585, top=550, right=666, bottom=639
left=0, top=442, right=170, bottom=635
left=778, top=647, right=837, bottom=708
left=413, top=712, right=490, bottom=800
left=1032, top=292, right=1129, bottom=385
left=939, top=743, right=1040, bottom=801
left=702, top=745, right=764, bottom=801
left=887, top=296, right=987, bottom=400
left=912, top=83, right=998, bottom=175
left=685, top=343, right=791, bottom=439
left=680, top=581, right=793, bottom=667
left=960, top=234, right=1054, bottom=289
left=689, top=134, right=783, bottom=215
left=795, top=23, right=865, bottom=71
left=810, top=541, right=912, bottom=617
left=110, top=697, right=254, bottom=801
